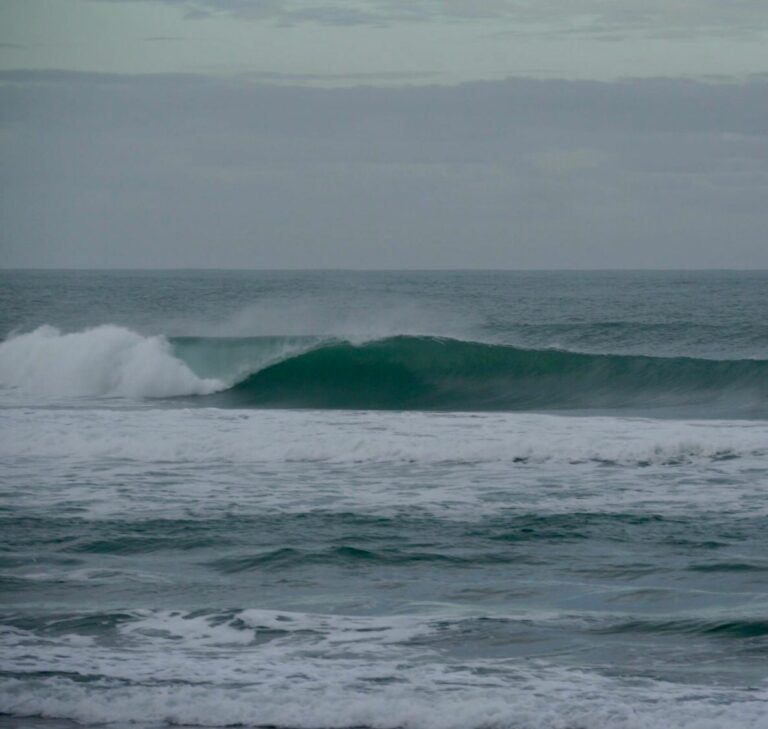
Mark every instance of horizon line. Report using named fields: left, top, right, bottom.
left=2, top=267, right=767, bottom=274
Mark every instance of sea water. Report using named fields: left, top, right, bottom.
left=1, top=270, right=767, bottom=728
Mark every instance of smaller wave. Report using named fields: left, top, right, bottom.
left=205, top=546, right=506, bottom=573
left=0, top=325, right=223, bottom=398
left=594, top=617, right=768, bottom=640
left=2, top=608, right=767, bottom=729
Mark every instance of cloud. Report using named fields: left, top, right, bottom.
left=89, top=0, right=768, bottom=37
left=238, top=70, right=439, bottom=82
left=144, top=36, right=191, bottom=42
left=90, top=0, right=405, bottom=26
left=1, top=70, right=767, bottom=268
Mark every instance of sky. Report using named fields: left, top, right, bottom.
left=1, top=0, right=767, bottom=268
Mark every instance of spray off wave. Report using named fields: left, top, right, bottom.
left=2, top=326, right=768, bottom=413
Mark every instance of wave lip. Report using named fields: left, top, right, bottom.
left=212, top=335, right=768, bottom=413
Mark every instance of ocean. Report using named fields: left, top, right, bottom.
left=1, top=269, right=767, bottom=729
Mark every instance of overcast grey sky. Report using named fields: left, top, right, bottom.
left=1, top=1, right=768, bottom=268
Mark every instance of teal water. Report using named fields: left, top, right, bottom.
left=1, top=271, right=767, bottom=728
left=201, top=335, right=768, bottom=414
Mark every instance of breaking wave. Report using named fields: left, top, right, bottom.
left=2, top=326, right=767, bottom=413
left=0, top=325, right=222, bottom=398
left=2, top=608, right=767, bottom=729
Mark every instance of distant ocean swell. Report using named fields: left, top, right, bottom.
left=1, top=325, right=767, bottom=413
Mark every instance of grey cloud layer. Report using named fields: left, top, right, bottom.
left=93, top=0, right=768, bottom=36
left=1, top=71, right=767, bottom=268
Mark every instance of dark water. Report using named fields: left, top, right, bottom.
left=1, top=270, right=767, bottom=728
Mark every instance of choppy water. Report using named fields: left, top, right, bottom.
left=1, top=270, right=767, bottom=729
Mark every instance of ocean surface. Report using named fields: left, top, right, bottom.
left=1, top=269, right=768, bottom=729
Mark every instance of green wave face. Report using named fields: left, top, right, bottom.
left=201, top=336, right=768, bottom=413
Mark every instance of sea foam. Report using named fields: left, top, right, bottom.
left=0, top=325, right=223, bottom=398
left=1, top=624, right=765, bottom=729
left=2, top=407, right=765, bottom=467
